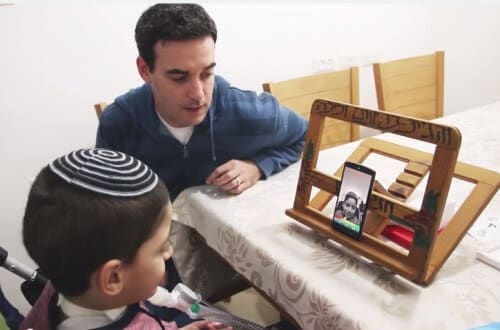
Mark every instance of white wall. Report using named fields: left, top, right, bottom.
left=1, top=2, right=499, bottom=313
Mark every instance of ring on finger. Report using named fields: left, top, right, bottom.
left=235, top=176, right=241, bottom=187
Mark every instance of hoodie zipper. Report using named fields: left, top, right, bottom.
left=183, top=126, right=197, bottom=159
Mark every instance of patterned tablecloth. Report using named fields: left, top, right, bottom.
left=172, top=102, right=500, bottom=330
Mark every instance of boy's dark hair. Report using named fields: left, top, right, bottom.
left=135, top=3, right=217, bottom=72
left=23, top=166, right=170, bottom=297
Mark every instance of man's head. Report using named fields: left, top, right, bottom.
left=23, top=149, right=172, bottom=306
left=135, top=4, right=217, bottom=128
left=135, top=4, right=217, bottom=72
left=342, top=191, right=359, bottom=220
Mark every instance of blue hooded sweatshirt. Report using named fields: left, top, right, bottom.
left=96, top=75, right=307, bottom=199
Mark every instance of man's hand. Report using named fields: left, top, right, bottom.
left=206, top=160, right=262, bottom=194
left=180, top=320, right=232, bottom=330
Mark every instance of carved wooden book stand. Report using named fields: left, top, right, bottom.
left=286, top=99, right=500, bottom=285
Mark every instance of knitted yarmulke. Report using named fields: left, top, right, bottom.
left=49, top=148, right=158, bottom=197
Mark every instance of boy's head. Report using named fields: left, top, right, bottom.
left=342, top=191, right=359, bottom=220
left=23, top=148, right=172, bottom=307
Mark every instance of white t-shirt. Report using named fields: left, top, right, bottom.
left=57, top=294, right=126, bottom=330
left=157, top=110, right=193, bottom=145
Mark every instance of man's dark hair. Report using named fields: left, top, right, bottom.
left=135, top=3, right=217, bottom=71
left=23, top=166, right=170, bottom=297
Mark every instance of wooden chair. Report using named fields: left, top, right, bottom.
left=373, top=51, right=444, bottom=120
left=94, top=102, right=107, bottom=119
left=263, top=68, right=360, bottom=149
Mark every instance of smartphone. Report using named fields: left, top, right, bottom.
left=331, top=161, right=376, bottom=240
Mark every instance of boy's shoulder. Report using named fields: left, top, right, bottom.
left=19, top=282, right=178, bottom=330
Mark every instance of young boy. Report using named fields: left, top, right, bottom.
left=334, top=191, right=361, bottom=225
left=19, top=148, right=229, bottom=330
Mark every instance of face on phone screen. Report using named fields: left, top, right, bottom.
left=332, top=162, right=375, bottom=240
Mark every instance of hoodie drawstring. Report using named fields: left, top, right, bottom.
left=209, top=109, right=216, bottom=161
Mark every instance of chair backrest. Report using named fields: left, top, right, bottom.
left=373, top=51, right=444, bottom=120
left=94, top=102, right=107, bottom=119
left=263, top=67, right=360, bottom=150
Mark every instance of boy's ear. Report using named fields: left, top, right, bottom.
left=97, top=259, right=124, bottom=296
left=136, top=56, right=151, bottom=83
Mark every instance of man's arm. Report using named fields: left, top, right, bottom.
left=95, top=123, right=111, bottom=148
left=95, top=104, right=128, bottom=151
left=206, top=89, right=307, bottom=194
left=248, top=98, right=307, bottom=178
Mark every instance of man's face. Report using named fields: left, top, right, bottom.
left=137, top=36, right=216, bottom=128
left=342, top=197, right=357, bottom=219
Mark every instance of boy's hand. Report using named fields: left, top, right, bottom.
left=180, top=320, right=233, bottom=330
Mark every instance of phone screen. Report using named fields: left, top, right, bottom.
left=331, top=162, right=376, bottom=240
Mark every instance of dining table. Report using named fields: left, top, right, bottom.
left=171, top=101, right=500, bottom=330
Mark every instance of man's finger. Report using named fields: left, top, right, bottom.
left=206, top=162, right=232, bottom=184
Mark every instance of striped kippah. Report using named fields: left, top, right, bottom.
left=49, top=148, right=158, bottom=197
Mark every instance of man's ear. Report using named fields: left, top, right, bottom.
left=97, top=259, right=124, bottom=296
left=136, top=56, right=152, bottom=83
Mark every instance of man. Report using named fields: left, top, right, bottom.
left=96, top=3, right=307, bottom=199
left=96, top=3, right=307, bottom=304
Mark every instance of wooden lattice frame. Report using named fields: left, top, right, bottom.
left=286, top=99, right=500, bottom=285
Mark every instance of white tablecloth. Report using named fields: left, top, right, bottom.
left=173, top=102, right=500, bottom=330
